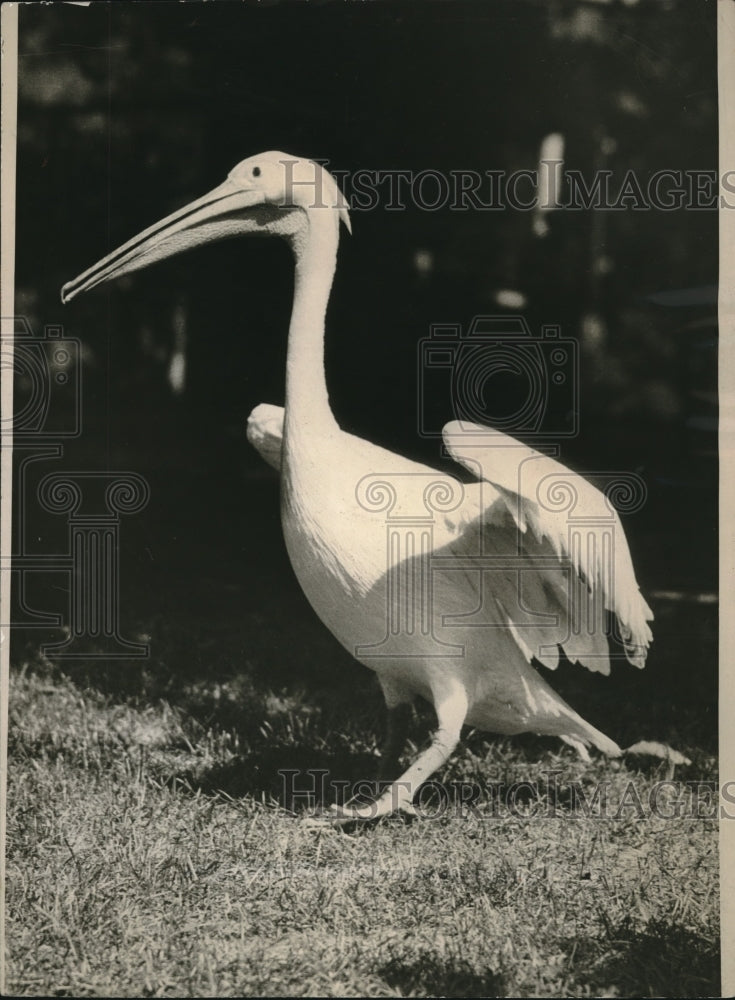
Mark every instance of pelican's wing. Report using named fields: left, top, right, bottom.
left=246, top=403, right=284, bottom=471
left=442, top=421, right=653, bottom=670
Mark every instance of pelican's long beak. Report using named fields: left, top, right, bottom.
left=61, top=178, right=267, bottom=304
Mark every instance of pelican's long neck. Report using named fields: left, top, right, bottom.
left=284, top=209, right=341, bottom=448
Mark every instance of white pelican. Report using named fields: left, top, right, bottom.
left=62, top=152, right=678, bottom=821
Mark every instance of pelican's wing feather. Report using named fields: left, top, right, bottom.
left=442, top=421, right=653, bottom=670
left=247, top=403, right=284, bottom=472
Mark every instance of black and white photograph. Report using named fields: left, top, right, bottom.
left=0, top=1, right=727, bottom=996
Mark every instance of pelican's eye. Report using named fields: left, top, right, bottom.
left=252, top=166, right=261, bottom=177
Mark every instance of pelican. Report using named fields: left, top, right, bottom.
left=62, top=152, right=680, bottom=821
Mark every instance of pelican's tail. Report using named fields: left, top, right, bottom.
left=516, top=660, right=624, bottom=759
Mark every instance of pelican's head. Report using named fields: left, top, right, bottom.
left=61, top=151, right=350, bottom=304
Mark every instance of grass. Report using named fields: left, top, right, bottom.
left=5, top=648, right=719, bottom=997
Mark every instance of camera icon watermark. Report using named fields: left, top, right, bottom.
left=417, top=315, right=578, bottom=440
left=1, top=318, right=82, bottom=441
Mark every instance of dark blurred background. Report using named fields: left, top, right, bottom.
left=12, top=0, right=718, bottom=753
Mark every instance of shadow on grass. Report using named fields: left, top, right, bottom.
left=171, top=745, right=382, bottom=806
left=375, top=920, right=719, bottom=999
left=378, top=954, right=505, bottom=999
left=567, top=918, right=720, bottom=998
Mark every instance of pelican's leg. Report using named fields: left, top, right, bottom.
left=329, top=681, right=468, bottom=823
left=374, top=675, right=415, bottom=784
left=339, top=681, right=413, bottom=810
left=376, top=702, right=414, bottom=783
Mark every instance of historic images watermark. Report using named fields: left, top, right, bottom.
left=279, top=768, right=722, bottom=821
left=281, top=161, right=729, bottom=212
left=2, top=317, right=150, bottom=658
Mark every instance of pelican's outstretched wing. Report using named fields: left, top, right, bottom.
left=443, top=421, right=653, bottom=670
left=246, top=403, right=284, bottom=471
